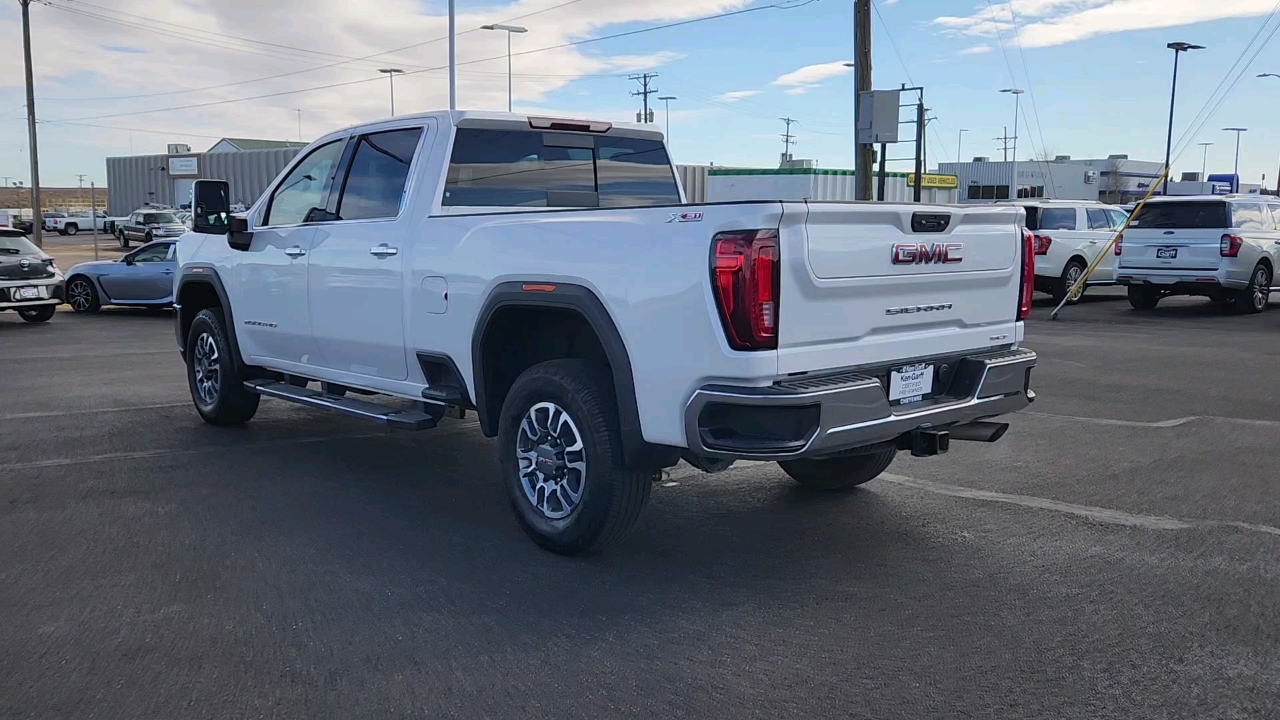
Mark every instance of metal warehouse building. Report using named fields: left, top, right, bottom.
left=105, top=139, right=307, bottom=215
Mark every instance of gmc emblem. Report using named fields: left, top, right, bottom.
left=892, top=242, right=963, bottom=265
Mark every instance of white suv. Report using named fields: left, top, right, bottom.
left=1021, top=200, right=1128, bottom=303
left=1117, top=195, right=1280, bottom=313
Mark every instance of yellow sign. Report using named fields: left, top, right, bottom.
left=906, top=174, right=959, bottom=189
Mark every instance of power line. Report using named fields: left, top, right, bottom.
left=50, top=0, right=820, bottom=123
left=994, top=0, right=1056, bottom=189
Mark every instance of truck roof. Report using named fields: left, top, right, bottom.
left=319, top=110, right=665, bottom=146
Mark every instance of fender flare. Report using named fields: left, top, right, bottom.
left=174, top=265, right=246, bottom=373
left=471, top=281, right=678, bottom=470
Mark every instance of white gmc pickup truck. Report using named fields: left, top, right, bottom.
left=175, top=111, right=1037, bottom=555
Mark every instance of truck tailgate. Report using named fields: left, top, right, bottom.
left=777, top=202, right=1023, bottom=375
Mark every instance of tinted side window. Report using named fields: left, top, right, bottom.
left=1108, top=209, right=1129, bottom=228
left=594, top=137, right=680, bottom=207
left=335, top=128, right=423, bottom=221
left=1038, top=207, right=1076, bottom=230
left=1087, top=208, right=1111, bottom=230
left=265, top=140, right=345, bottom=226
left=1231, top=203, right=1265, bottom=230
left=132, top=243, right=172, bottom=262
left=1130, top=202, right=1228, bottom=229
left=443, top=129, right=595, bottom=207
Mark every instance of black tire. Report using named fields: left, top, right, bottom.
left=1127, top=285, right=1160, bottom=310
left=144, top=231, right=154, bottom=244
left=64, top=223, right=79, bottom=236
left=57, top=228, right=68, bottom=236
left=65, top=276, right=101, bottom=313
left=118, top=231, right=130, bottom=249
left=1051, top=258, right=1087, bottom=305
left=1235, top=263, right=1271, bottom=314
left=778, top=447, right=897, bottom=491
left=186, top=308, right=259, bottom=426
left=498, top=358, right=651, bottom=556
left=17, top=305, right=56, bottom=323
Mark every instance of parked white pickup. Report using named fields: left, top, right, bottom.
left=174, top=111, right=1038, bottom=554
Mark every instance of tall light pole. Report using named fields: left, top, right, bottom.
left=378, top=68, right=405, bottom=116
left=1000, top=88, right=1024, bottom=200
left=294, top=109, right=303, bottom=141
left=1258, top=75, right=1280, bottom=194
left=1163, top=42, right=1205, bottom=194
left=448, top=0, right=456, bottom=111
left=1197, top=141, right=1213, bottom=179
left=19, top=0, right=42, bottom=247
left=481, top=24, right=527, bottom=113
left=1223, top=127, right=1248, bottom=191
left=957, top=128, right=969, bottom=163
left=657, top=95, right=677, bottom=144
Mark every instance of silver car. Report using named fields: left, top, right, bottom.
left=63, top=240, right=177, bottom=313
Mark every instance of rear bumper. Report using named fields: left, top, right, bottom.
left=0, top=277, right=64, bottom=309
left=684, top=348, right=1037, bottom=460
left=1116, top=268, right=1248, bottom=290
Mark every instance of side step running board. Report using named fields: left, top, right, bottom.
left=245, top=379, right=442, bottom=430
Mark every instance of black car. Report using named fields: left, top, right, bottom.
left=0, top=228, right=64, bottom=323
left=12, top=218, right=34, bottom=234
left=117, top=210, right=186, bottom=249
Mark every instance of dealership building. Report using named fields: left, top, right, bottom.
left=105, top=138, right=307, bottom=215
left=937, top=155, right=1166, bottom=203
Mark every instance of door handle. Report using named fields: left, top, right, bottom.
left=369, top=244, right=399, bottom=257
left=284, top=246, right=306, bottom=258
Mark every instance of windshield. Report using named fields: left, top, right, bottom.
left=1130, top=201, right=1228, bottom=229
left=144, top=213, right=179, bottom=224
left=0, top=235, right=40, bottom=255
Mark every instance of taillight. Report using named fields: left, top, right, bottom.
left=1114, top=232, right=1123, bottom=256
left=1019, top=227, right=1034, bottom=320
left=711, top=229, right=779, bottom=350
left=1221, top=233, right=1243, bottom=257
left=1032, top=234, right=1052, bottom=255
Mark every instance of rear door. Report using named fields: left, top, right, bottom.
left=1122, top=200, right=1229, bottom=271
left=1085, top=207, right=1119, bottom=281
left=777, top=203, right=1022, bottom=374
left=308, top=124, right=427, bottom=381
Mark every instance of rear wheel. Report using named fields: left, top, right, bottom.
left=64, top=223, right=79, bottom=236
left=66, top=277, right=101, bottom=313
left=1052, top=259, right=1087, bottom=304
left=17, top=306, right=55, bottom=323
left=498, top=359, right=651, bottom=556
left=186, top=308, right=259, bottom=426
left=1127, top=285, right=1160, bottom=310
left=117, top=231, right=130, bottom=249
left=778, top=447, right=897, bottom=491
left=1235, top=263, right=1271, bottom=314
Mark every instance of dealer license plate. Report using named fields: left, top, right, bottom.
left=888, top=363, right=934, bottom=406
left=1156, top=248, right=1178, bottom=259
left=14, top=286, right=40, bottom=300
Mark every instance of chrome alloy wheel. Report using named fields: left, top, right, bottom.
left=516, top=401, right=587, bottom=520
left=1064, top=264, right=1084, bottom=302
left=1253, top=266, right=1271, bottom=311
left=192, top=332, right=220, bottom=406
left=67, top=279, right=93, bottom=311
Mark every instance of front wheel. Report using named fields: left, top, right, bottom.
left=1052, top=259, right=1087, bottom=305
left=186, top=308, right=259, bottom=426
left=65, top=276, right=101, bottom=313
left=498, top=359, right=652, bottom=556
left=1235, top=263, right=1271, bottom=314
left=1127, top=285, right=1160, bottom=310
left=17, top=306, right=56, bottom=323
left=778, top=447, right=897, bottom=491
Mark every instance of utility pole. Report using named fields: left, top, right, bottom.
left=996, top=127, right=1011, bottom=162
left=912, top=100, right=924, bottom=202
left=853, top=0, right=873, bottom=200
left=629, top=73, right=658, bottom=124
left=20, top=0, right=43, bottom=248
left=448, top=0, right=456, bottom=111
left=780, top=117, right=797, bottom=166
left=90, top=182, right=98, bottom=260
left=957, top=129, right=969, bottom=164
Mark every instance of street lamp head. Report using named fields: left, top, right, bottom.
left=1259, top=73, right=1280, bottom=79
left=1000, top=88, right=1025, bottom=95
left=842, top=61, right=855, bottom=67
left=658, top=96, right=677, bottom=101
left=1223, top=127, right=1249, bottom=132
left=1167, top=42, right=1205, bottom=52
left=482, top=23, right=527, bottom=32
left=378, top=68, right=405, bottom=75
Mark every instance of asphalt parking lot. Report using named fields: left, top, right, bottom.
left=2, top=270, right=1279, bottom=718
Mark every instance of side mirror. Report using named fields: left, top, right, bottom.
left=192, top=179, right=231, bottom=235
left=228, top=214, right=253, bottom=252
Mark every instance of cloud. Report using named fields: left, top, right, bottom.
left=0, top=0, right=750, bottom=157
left=715, top=90, right=761, bottom=102
left=934, top=0, right=1279, bottom=49
left=784, top=87, right=809, bottom=95
left=773, top=60, right=852, bottom=87
left=959, top=44, right=993, bottom=55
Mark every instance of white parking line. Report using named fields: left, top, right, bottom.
left=0, top=349, right=175, bottom=362
left=1026, top=412, right=1280, bottom=429
left=0, top=421, right=482, bottom=472
left=0, top=402, right=188, bottom=421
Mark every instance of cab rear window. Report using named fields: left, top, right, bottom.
left=1130, top=202, right=1228, bottom=229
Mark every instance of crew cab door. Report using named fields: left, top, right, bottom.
left=234, top=138, right=346, bottom=365
left=307, top=124, right=427, bottom=381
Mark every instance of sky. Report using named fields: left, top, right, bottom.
left=2, top=0, right=1280, bottom=188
